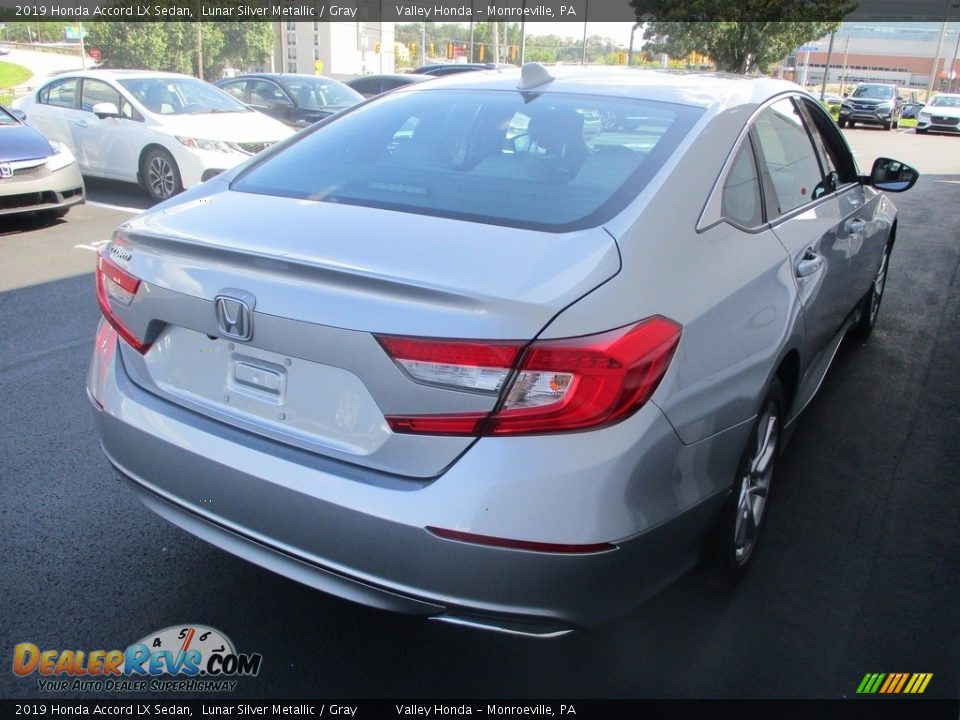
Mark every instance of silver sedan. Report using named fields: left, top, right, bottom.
left=88, top=64, right=917, bottom=636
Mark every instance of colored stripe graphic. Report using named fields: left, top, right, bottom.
left=857, top=673, right=932, bottom=694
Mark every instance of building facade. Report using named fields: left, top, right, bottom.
left=272, top=22, right=396, bottom=79
left=793, top=22, right=960, bottom=94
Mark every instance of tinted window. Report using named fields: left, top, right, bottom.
left=232, top=90, right=704, bottom=232
left=42, top=78, right=77, bottom=109
left=347, top=77, right=381, bottom=96
left=722, top=138, right=763, bottom=228
left=219, top=80, right=248, bottom=101
left=797, top=98, right=857, bottom=185
left=753, top=99, right=823, bottom=217
left=851, top=85, right=895, bottom=100
left=81, top=79, right=120, bottom=112
left=281, top=77, right=361, bottom=110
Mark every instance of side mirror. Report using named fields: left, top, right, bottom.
left=11, top=108, right=26, bottom=121
left=864, top=157, right=919, bottom=193
left=92, top=102, right=120, bottom=119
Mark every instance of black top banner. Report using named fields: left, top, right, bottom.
left=0, top=0, right=958, bottom=22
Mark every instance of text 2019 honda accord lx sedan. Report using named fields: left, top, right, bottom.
left=88, top=64, right=917, bottom=637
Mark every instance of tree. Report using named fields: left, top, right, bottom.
left=631, top=0, right=856, bottom=74
left=84, top=22, right=273, bottom=79
left=643, top=21, right=842, bottom=74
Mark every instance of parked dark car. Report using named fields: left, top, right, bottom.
left=346, top=73, right=433, bottom=98
left=215, top=73, right=362, bottom=128
left=900, top=101, right=924, bottom=119
left=838, top=83, right=902, bottom=130
left=411, top=63, right=509, bottom=77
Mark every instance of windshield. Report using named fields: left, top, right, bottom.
left=118, top=77, right=250, bottom=115
left=232, top=89, right=703, bottom=232
left=930, top=95, right=960, bottom=108
left=852, top=85, right=895, bottom=100
left=280, top=77, right=362, bottom=110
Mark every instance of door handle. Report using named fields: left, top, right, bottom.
left=796, top=249, right=824, bottom=278
left=73, top=120, right=88, bottom=128
left=845, top=218, right=866, bottom=234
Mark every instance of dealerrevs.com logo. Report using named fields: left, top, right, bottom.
left=13, top=625, right=262, bottom=693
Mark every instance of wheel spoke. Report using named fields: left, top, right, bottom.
left=751, top=414, right=777, bottom=476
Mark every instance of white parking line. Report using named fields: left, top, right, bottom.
left=86, top=200, right=145, bottom=214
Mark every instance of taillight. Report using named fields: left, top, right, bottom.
left=378, top=316, right=681, bottom=436
left=96, top=254, right=151, bottom=354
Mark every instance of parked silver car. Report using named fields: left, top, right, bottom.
left=88, top=64, right=917, bottom=636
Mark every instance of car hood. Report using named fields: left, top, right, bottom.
left=923, top=106, right=960, bottom=118
left=0, top=124, right=53, bottom=162
left=149, top=111, right=294, bottom=142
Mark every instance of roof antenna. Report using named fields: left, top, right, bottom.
left=518, top=62, right=554, bottom=90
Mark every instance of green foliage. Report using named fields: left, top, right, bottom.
left=84, top=21, right=273, bottom=79
left=642, top=21, right=843, bottom=74
left=0, top=61, right=32, bottom=89
left=1, top=22, right=74, bottom=43
left=394, top=22, right=625, bottom=65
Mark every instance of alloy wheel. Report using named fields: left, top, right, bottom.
left=734, top=402, right=778, bottom=564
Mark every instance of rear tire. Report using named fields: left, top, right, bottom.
left=708, top=378, right=785, bottom=587
left=849, top=242, right=891, bottom=340
left=882, top=120, right=891, bottom=130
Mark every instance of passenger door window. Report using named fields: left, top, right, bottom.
left=218, top=80, right=248, bottom=102
left=80, top=79, right=120, bottom=112
left=753, top=98, right=825, bottom=218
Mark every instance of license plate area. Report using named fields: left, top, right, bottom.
left=141, top=326, right=390, bottom=456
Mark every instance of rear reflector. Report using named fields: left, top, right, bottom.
left=426, top=527, right=617, bottom=554
left=379, top=316, right=682, bottom=436
left=96, top=254, right=151, bottom=354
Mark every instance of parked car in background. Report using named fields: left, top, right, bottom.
left=915, top=93, right=960, bottom=134
left=900, top=101, right=925, bottom=119
left=0, top=103, right=84, bottom=219
left=14, top=70, right=292, bottom=202
left=838, top=83, right=902, bottom=129
left=346, top=73, right=433, bottom=98
left=412, top=62, right=510, bottom=77
left=822, top=93, right=843, bottom=107
left=89, top=64, right=917, bottom=636
left=215, top=73, right=362, bottom=128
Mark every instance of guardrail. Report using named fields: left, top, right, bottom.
left=2, top=41, right=84, bottom=57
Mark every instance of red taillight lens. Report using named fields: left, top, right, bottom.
left=380, top=316, right=682, bottom=436
left=96, top=254, right=151, bottom=354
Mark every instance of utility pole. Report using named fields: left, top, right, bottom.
left=79, top=21, right=87, bottom=69
left=928, top=13, right=949, bottom=97
left=493, top=21, right=499, bottom=65
left=581, top=6, right=588, bottom=65
left=819, top=31, right=836, bottom=100
left=628, top=22, right=640, bottom=66
left=951, top=24, right=960, bottom=92
left=196, top=23, right=203, bottom=80
left=421, top=22, right=426, bottom=67
left=839, top=35, right=850, bottom=96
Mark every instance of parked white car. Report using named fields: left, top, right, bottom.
left=15, top=70, right=294, bottom=201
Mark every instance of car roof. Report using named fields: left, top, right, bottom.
left=220, top=73, right=340, bottom=82
left=404, top=64, right=803, bottom=113
left=52, top=69, right=197, bottom=81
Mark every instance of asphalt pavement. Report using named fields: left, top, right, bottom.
left=1, top=173, right=958, bottom=700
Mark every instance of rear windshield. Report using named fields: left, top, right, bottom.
left=232, top=89, right=703, bottom=232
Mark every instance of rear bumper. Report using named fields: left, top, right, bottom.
left=89, top=323, right=748, bottom=633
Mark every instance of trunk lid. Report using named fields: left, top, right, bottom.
left=110, top=186, right=621, bottom=477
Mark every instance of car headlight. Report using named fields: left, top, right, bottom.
left=876, top=102, right=894, bottom=111
left=176, top=136, right=232, bottom=153
left=45, top=139, right=76, bottom=172
left=841, top=100, right=853, bottom=109
left=918, top=111, right=930, bottom=119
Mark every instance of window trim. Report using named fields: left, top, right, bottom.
left=697, top=91, right=861, bottom=234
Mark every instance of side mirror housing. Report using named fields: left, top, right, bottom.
left=11, top=108, right=26, bottom=121
left=92, top=102, right=120, bottom=119
left=863, top=157, right=919, bottom=193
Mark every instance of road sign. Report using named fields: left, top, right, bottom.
left=798, top=46, right=819, bottom=52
